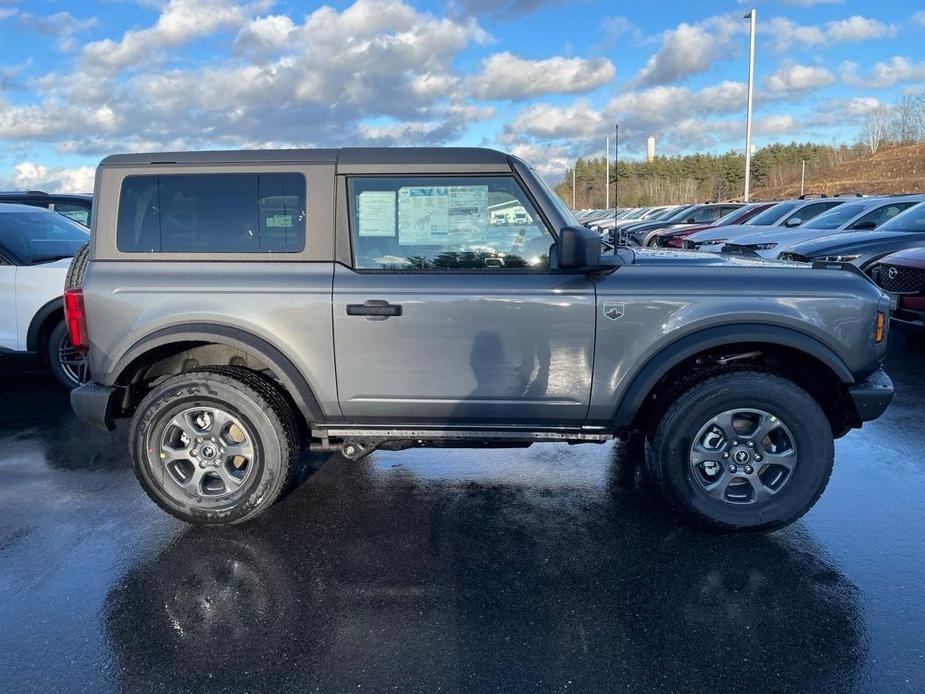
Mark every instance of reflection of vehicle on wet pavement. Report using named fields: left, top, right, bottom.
left=70, top=147, right=894, bottom=532
left=101, top=448, right=864, bottom=692
left=0, top=204, right=90, bottom=388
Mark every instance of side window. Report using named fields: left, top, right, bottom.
left=117, top=173, right=306, bottom=253
left=52, top=203, right=90, bottom=227
left=849, top=202, right=916, bottom=229
left=687, top=207, right=721, bottom=223
left=347, top=176, right=553, bottom=270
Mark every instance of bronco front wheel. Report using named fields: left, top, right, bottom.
left=129, top=368, right=298, bottom=525
left=648, top=370, right=834, bottom=532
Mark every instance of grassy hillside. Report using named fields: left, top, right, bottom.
left=753, top=143, right=925, bottom=199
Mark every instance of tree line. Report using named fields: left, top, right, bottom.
left=555, top=141, right=865, bottom=209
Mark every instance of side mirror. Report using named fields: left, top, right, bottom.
left=555, top=225, right=602, bottom=270
left=784, top=217, right=802, bottom=228
left=685, top=217, right=697, bottom=223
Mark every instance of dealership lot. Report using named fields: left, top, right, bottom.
left=0, top=330, right=922, bottom=693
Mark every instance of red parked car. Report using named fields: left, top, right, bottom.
left=870, top=246, right=925, bottom=328
left=653, top=202, right=776, bottom=248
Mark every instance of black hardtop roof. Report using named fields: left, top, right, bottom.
left=99, top=147, right=510, bottom=168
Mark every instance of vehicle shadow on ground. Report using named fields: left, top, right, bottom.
left=101, top=441, right=866, bottom=693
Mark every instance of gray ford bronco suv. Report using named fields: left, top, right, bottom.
left=68, top=148, right=894, bottom=531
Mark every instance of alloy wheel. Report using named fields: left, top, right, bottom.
left=689, top=408, right=798, bottom=505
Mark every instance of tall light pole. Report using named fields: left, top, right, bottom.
left=572, top=163, right=576, bottom=209
left=605, top=137, right=610, bottom=209
left=743, top=8, right=756, bottom=202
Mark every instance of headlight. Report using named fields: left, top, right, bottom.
left=816, top=254, right=860, bottom=263
left=751, top=242, right=777, bottom=251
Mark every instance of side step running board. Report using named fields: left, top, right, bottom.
left=309, top=427, right=612, bottom=460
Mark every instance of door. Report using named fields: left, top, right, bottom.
left=333, top=174, right=596, bottom=425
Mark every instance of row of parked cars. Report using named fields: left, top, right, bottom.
left=577, top=195, right=925, bottom=329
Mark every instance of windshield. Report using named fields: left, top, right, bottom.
left=0, top=210, right=89, bottom=264
left=877, top=202, right=925, bottom=232
left=748, top=202, right=799, bottom=226
left=713, top=207, right=749, bottom=226
left=665, top=205, right=696, bottom=222
left=651, top=207, right=680, bottom=220
left=807, top=203, right=868, bottom=230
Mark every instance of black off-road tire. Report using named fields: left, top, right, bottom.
left=130, top=367, right=298, bottom=525
left=65, top=241, right=90, bottom=289
left=647, top=370, right=834, bottom=533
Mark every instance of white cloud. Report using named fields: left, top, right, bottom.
left=825, top=16, right=896, bottom=42
left=81, top=0, right=262, bottom=72
left=504, top=100, right=606, bottom=141
left=447, top=0, right=566, bottom=20
left=233, top=14, right=296, bottom=56
left=4, top=161, right=96, bottom=193
left=16, top=11, right=98, bottom=51
left=1, top=0, right=494, bottom=153
left=840, top=56, right=925, bottom=88
left=763, top=15, right=896, bottom=53
left=0, top=7, right=19, bottom=21
left=468, top=52, right=615, bottom=100
left=632, top=15, right=743, bottom=87
left=764, top=62, right=835, bottom=95
left=912, top=12, right=925, bottom=29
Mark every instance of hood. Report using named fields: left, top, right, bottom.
left=786, top=230, right=922, bottom=256
left=656, top=223, right=713, bottom=239
left=684, top=223, right=752, bottom=243
left=725, top=226, right=836, bottom=248
left=873, top=246, right=925, bottom=268
left=622, top=247, right=807, bottom=268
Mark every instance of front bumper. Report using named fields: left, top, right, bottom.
left=891, top=307, right=925, bottom=329
left=848, top=368, right=894, bottom=422
left=71, top=382, right=120, bottom=431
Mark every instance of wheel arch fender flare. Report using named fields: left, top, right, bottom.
left=610, top=322, right=855, bottom=429
left=108, top=322, right=325, bottom=424
left=26, top=297, right=64, bottom=352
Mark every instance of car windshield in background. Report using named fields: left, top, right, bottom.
left=748, top=202, right=799, bottom=225
left=713, top=207, right=749, bottom=226
left=809, top=204, right=868, bottom=229
left=0, top=210, right=89, bottom=264
left=665, top=205, right=696, bottom=222
left=877, top=202, right=925, bottom=232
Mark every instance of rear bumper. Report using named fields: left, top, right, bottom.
left=848, top=368, right=893, bottom=422
left=71, top=382, right=119, bottom=431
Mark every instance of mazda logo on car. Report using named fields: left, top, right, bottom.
left=888, top=267, right=899, bottom=280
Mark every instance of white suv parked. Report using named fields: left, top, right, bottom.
left=0, top=204, right=90, bottom=387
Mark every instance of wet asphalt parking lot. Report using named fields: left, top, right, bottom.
left=1, top=331, right=924, bottom=694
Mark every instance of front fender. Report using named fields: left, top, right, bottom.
left=605, top=323, right=854, bottom=428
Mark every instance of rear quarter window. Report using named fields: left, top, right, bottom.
left=116, top=173, right=306, bottom=253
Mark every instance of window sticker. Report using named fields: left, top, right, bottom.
left=265, top=214, right=293, bottom=228
left=357, top=191, right=397, bottom=237
left=398, top=185, right=488, bottom=245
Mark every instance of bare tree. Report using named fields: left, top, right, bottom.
left=862, top=105, right=889, bottom=154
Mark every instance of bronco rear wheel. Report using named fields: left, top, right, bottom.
left=130, top=368, right=298, bottom=525
left=648, top=370, right=834, bottom=532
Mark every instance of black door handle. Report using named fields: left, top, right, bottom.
left=346, top=300, right=403, bottom=318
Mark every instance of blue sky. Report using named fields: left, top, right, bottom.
left=0, top=0, right=923, bottom=190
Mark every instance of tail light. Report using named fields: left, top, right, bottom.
left=64, top=288, right=89, bottom=351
